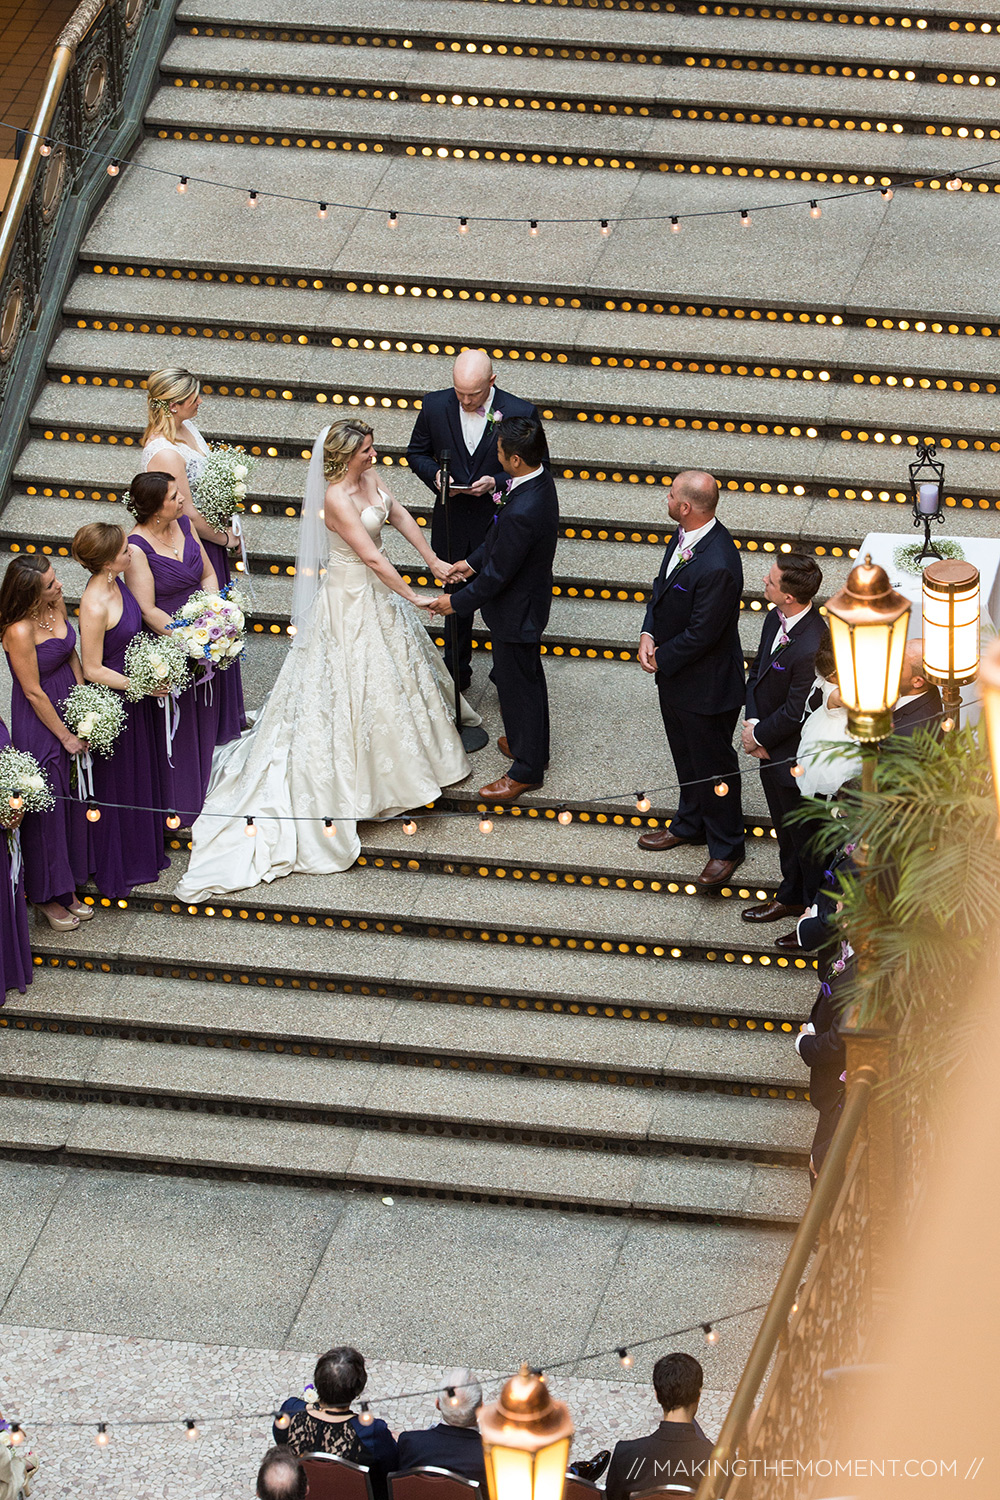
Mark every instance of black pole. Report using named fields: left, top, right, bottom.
left=438, top=448, right=488, bottom=753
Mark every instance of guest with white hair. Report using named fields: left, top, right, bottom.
left=395, top=1369, right=486, bottom=1486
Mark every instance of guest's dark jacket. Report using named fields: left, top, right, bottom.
left=798, top=950, right=854, bottom=1117
left=395, top=1424, right=487, bottom=1488
left=405, top=388, right=544, bottom=558
left=892, top=686, right=944, bottom=738
left=605, top=1421, right=714, bottom=1500
left=273, top=1400, right=397, bottom=1500
left=451, top=470, right=559, bottom=643
left=745, top=607, right=829, bottom=786
left=642, top=521, right=744, bottom=714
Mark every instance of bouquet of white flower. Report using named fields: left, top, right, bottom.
left=193, top=444, right=257, bottom=533
left=123, top=631, right=191, bottom=701
left=0, top=746, right=55, bottom=815
left=167, top=581, right=249, bottom=673
left=60, top=682, right=126, bottom=757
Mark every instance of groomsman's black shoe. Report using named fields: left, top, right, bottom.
left=637, top=828, right=706, bottom=852
left=479, top=774, right=543, bottom=803
left=742, top=900, right=807, bottom=923
left=774, top=931, right=802, bottom=950
left=695, top=856, right=744, bottom=887
left=498, top=735, right=549, bottom=768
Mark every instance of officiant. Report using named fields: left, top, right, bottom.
left=406, top=350, right=545, bottom=689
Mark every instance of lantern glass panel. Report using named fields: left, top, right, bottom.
left=487, top=1447, right=534, bottom=1500
left=922, top=570, right=980, bottom=686
left=533, top=1440, right=571, bottom=1500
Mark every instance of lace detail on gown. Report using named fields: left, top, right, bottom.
left=142, top=423, right=210, bottom=488
left=175, top=489, right=479, bottom=900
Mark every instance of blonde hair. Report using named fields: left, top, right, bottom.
left=72, top=522, right=127, bottom=574
left=323, top=420, right=373, bottom=481
left=143, top=367, right=200, bottom=446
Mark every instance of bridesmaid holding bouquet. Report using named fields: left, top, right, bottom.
left=74, top=521, right=171, bottom=898
left=0, top=556, right=93, bottom=932
left=141, top=367, right=247, bottom=743
left=0, top=716, right=32, bottom=999
left=127, top=470, right=221, bottom=826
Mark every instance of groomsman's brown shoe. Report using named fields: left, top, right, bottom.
left=498, top=736, right=549, bottom=768
left=636, top=829, right=705, bottom=852
left=695, top=856, right=744, bottom=887
left=742, top=900, right=806, bottom=923
left=479, top=774, right=543, bottom=803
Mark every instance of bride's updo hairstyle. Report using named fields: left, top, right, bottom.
left=143, top=367, right=200, bottom=446
left=323, top=419, right=373, bottom=482
left=125, top=471, right=172, bottom=526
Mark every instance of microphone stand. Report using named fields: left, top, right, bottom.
left=439, top=447, right=488, bottom=753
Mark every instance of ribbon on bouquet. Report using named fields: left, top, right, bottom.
left=74, top=750, right=95, bottom=801
left=159, top=690, right=182, bottom=767
left=230, top=513, right=257, bottom=605
left=197, top=663, right=215, bottom=707
left=7, top=826, right=22, bottom=899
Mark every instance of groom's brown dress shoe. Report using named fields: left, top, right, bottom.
left=774, top=931, right=802, bottom=950
left=695, top=856, right=744, bottom=887
left=498, top=736, right=549, bottom=768
left=742, top=900, right=806, bottom=923
left=479, top=774, right=543, bottom=803
left=636, top=829, right=705, bottom=852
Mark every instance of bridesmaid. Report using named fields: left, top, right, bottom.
left=141, top=366, right=247, bottom=744
left=74, top=521, right=171, bottom=898
left=0, top=556, right=93, bottom=932
left=0, top=715, right=32, bottom=999
left=126, top=470, right=221, bottom=826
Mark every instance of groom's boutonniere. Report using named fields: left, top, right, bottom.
left=491, top=475, right=513, bottom=522
left=480, top=405, right=503, bottom=428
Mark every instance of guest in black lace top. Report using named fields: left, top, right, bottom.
left=275, top=1346, right=398, bottom=1500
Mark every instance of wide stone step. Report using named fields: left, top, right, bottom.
left=0, top=1092, right=808, bottom=1223
left=63, top=269, right=1000, bottom=389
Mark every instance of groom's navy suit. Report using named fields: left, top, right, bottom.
left=451, top=469, right=558, bottom=784
left=406, top=386, right=543, bottom=685
left=643, top=520, right=745, bottom=860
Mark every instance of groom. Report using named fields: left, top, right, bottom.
left=430, top=415, right=558, bottom=803
left=406, top=349, right=544, bottom=689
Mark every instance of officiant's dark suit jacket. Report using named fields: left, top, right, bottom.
left=405, top=387, right=544, bottom=561
left=892, top=685, right=944, bottom=738
left=642, top=522, right=744, bottom=713
left=745, top=608, right=829, bottom=790
left=451, top=471, right=558, bottom=642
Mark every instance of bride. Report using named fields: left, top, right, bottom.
left=175, top=420, right=479, bottom=901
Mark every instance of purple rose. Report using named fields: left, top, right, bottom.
left=208, top=625, right=223, bottom=639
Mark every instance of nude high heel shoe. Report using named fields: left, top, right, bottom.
left=35, top=905, right=80, bottom=931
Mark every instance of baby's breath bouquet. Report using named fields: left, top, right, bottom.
left=61, top=683, right=126, bottom=757
left=193, top=444, right=257, bottom=532
left=0, top=746, right=54, bottom=815
left=123, top=631, right=191, bottom=701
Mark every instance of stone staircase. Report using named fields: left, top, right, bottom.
left=4, top=0, right=1000, bottom=1239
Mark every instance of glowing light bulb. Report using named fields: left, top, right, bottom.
left=740, top=210, right=751, bottom=228
left=880, top=186, right=893, bottom=200
left=809, top=200, right=821, bottom=219
left=359, top=1403, right=374, bottom=1427
left=8, top=792, right=23, bottom=810
left=166, top=812, right=181, bottom=829
left=177, top=177, right=188, bottom=193
left=479, top=817, right=493, bottom=834
left=946, top=176, right=963, bottom=191
left=557, top=809, right=573, bottom=825
left=458, top=217, right=469, bottom=234
left=8, top=1425, right=24, bottom=1447
left=402, top=819, right=417, bottom=836
left=95, top=1424, right=110, bottom=1446
left=388, top=211, right=398, bottom=228
left=39, top=139, right=52, bottom=156
left=529, top=220, right=539, bottom=236
left=274, top=1412, right=291, bottom=1430
left=107, top=161, right=120, bottom=176
left=941, top=716, right=955, bottom=733
left=790, top=762, right=804, bottom=778
left=445, top=1387, right=460, bottom=1407
left=703, top=1324, right=719, bottom=1346
left=636, top=794, right=651, bottom=814
left=317, top=202, right=328, bottom=219
left=670, top=216, right=680, bottom=233
left=617, top=1348, right=633, bottom=1369
left=714, top=781, right=729, bottom=797
left=248, top=191, right=259, bottom=208
left=600, top=220, right=610, bottom=236
left=323, top=819, right=337, bottom=837
left=86, top=805, right=102, bottom=822
left=244, top=817, right=256, bottom=837
left=185, top=1421, right=200, bottom=1442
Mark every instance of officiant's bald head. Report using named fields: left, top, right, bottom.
left=667, top=470, right=719, bottom=525
left=453, top=349, right=496, bottom=412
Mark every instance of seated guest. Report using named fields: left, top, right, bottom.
left=794, top=909, right=856, bottom=1183
left=396, top=1369, right=485, bottom=1486
left=604, top=1352, right=714, bottom=1500
left=275, top=1347, right=397, bottom=1500
left=257, top=1447, right=306, bottom=1500
left=892, top=639, right=944, bottom=738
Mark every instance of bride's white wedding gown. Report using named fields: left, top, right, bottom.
left=175, top=489, right=479, bottom=900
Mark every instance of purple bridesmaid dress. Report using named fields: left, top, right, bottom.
left=129, top=514, right=222, bottom=825
left=90, top=579, right=171, bottom=898
left=203, top=538, right=247, bottom=745
left=5, top=624, right=91, bottom=908
left=0, top=718, right=32, bottom=999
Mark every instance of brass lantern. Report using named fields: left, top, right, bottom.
left=978, top=637, right=1000, bottom=836
left=921, top=560, right=980, bottom=723
left=825, top=554, right=912, bottom=743
left=479, top=1366, right=574, bottom=1500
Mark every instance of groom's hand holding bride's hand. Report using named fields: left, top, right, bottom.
left=429, top=594, right=454, bottom=616
left=441, top=559, right=475, bottom=584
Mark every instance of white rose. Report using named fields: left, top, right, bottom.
left=77, top=714, right=96, bottom=736
left=152, top=661, right=168, bottom=679
left=25, top=774, right=45, bottom=791
left=227, top=639, right=245, bottom=658
left=233, top=464, right=248, bottom=480
left=180, top=601, right=201, bottom=620
left=233, top=483, right=247, bottom=500
left=203, top=595, right=224, bottom=612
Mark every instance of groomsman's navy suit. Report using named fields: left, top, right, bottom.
left=745, top=606, right=828, bottom=907
left=406, top=387, right=543, bottom=684
left=643, top=520, right=745, bottom=861
left=451, top=469, right=559, bottom=784
left=892, top=684, right=943, bottom=738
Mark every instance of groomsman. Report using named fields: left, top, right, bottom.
left=637, top=472, right=745, bottom=887
left=892, top=639, right=944, bottom=738
left=406, top=350, right=543, bottom=689
left=431, top=416, right=558, bottom=804
left=741, top=554, right=827, bottom=925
